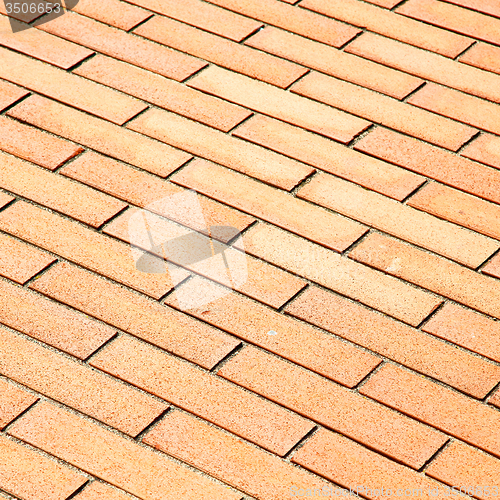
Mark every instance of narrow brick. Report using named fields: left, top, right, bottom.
left=462, top=133, right=500, bottom=171
left=73, top=482, right=140, bottom=500
left=490, top=388, right=500, bottom=408
left=0, top=378, right=37, bottom=430
left=8, top=402, right=241, bottom=500
left=460, top=43, right=500, bottom=76
left=0, top=80, right=28, bottom=112
left=188, top=65, right=370, bottom=143
left=482, top=253, right=500, bottom=280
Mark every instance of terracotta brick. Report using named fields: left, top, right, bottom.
left=219, top=346, right=446, bottom=469
left=355, top=127, right=500, bottom=205
left=8, top=402, right=241, bottom=500
left=0, top=192, right=13, bottom=209
left=482, top=254, right=500, bottom=280
left=360, top=364, right=500, bottom=459
left=233, top=115, right=424, bottom=201
left=240, top=223, right=441, bottom=326
left=30, top=262, right=240, bottom=370
left=166, top=275, right=381, bottom=386
left=407, top=181, right=500, bottom=241
left=462, top=133, right=500, bottom=171
left=301, top=0, right=472, bottom=57
left=90, top=334, right=314, bottom=455
left=189, top=66, right=370, bottom=143
left=0, top=434, right=87, bottom=500
left=73, top=482, right=140, bottom=500
left=444, top=0, right=500, bottom=17
left=298, top=172, right=499, bottom=267
left=0, top=327, right=167, bottom=436
left=490, top=388, right=500, bottom=408
left=292, top=72, right=476, bottom=151
left=37, top=11, right=205, bottom=81
left=345, top=32, right=500, bottom=104
left=144, top=410, right=335, bottom=499
left=171, top=160, right=366, bottom=251
left=0, top=152, right=126, bottom=227
left=0, top=276, right=116, bottom=360
left=285, top=286, right=499, bottom=398
left=0, top=79, right=28, bottom=112
left=245, top=26, right=423, bottom=99
left=364, top=0, right=402, bottom=7
left=74, top=55, right=250, bottom=132
left=460, top=43, right=500, bottom=76
left=0, top=46, right=146, bottom=125
left=0, top=0, right=43, bottom=22
left=8, top=95, right=191, bottom=177
left=0, top=378, right=37, bottom=430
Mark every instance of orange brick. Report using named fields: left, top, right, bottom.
left=0, top=378, right=37, bottom=430
left=90, top=334, right=314, bottom=455
left=0, top=192, right=13, bottom=209
left=292, top=72, right=476, bottom=150
left=30, top=262, right=239, bottom=370
left=219, top=346, right=446, bottom=469
left=245, top=26, right=423, bottom=99
left=240, top=223, right=441, bottom=326
left=298, top=172, right=499, bottom=267
left=233, top=115, right=425, bottom=201
left=135, top=16, right=307, bottom=89
left=0, top=434, right=87, bottom=500
left=360, top=364, right=500, bottom=459
left=0, top=79, right=28, bottom=112
left=166, top=276, right=381, bottom=386
left=483, top=254, right=500, bottom=280
left=355, top=127, right=500, bottom=205
left=443, top=0, right=500, bottom=17
left=490, top=388, right=500, bottom=408
left=8, top=95, right=191, bottom=177
left=364, top=0, right=402, bottom=6
left=0, top=1, right=43, bottom=22
left=285, top=286, right=499, bottom=398
left=460, top=43, right=500, bottom=76
left=189, top=66, right=370, bottom=143
left=38, top=11, right=205, bottom=81
left=8, top=402, right=241, bottom=500
left=73, top=482, right=139, bottom=500
left=171, top=160, right=366, bottom=251
left=301, top=0, right=472, bottom=57
left=462, top=133, right=500, bottom=171
left=144, top=410, right=335, bottom=499
left=0, top=327, right=167, bottom=436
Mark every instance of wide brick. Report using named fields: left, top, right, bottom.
left=240, top=223, right=441, bottom=326
left=0, top=378, right=37, bottom=430
left=292, top=72, right=476, bottom=151
left=73, top=482, right=139, bottom=500
left=144, top=410, right=335, bottom=499
left=444, top=0, right=500, bottom=17
left=355, top=127, right=500, bottom=205
left=0, top=434, right=87, bottom=500
left=460, top=43, right=500, bottom=76
left=298, top=172, right=499, bottom=267
left=8, top=96, right=191, bottom=177
left=30, top=262, right=240, bottom=370
left=462, top=133, right=500, bottom=171
left=233, top=115, right=424, bottom=201
left=8, top=402, right=241, bottom=500
left=245, top=26, right=423, bottom=99
left=166, top=276, right=381, bottom=386
left=0, top=79, right=28, bottom=112
left=219, top=346, right=446, bottom=469
left=360, top=364, right=500, bottom=459
left=189, top=66, right=370, bottom=143
left=74, top=55, right=251, bottom=132
left=285, top=286, right=499, bottom=398
left=482, top=254, right=500, bottom=280
left=90, top=334, right=314, bottom=455
left=37, top=11, right=205, bottom=80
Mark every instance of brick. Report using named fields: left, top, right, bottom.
left=460, top=43, right=500, bottom=75
left=482, top=254, right=500, bottom=280
left=0, top=151, right=126, bottom=227
left=8, top=95, right=191, bottom=177
left=301, top=0, right=472, bottom=57
left=240, top=223, right=441, bottom=326
left=74, top=482, right=140, bottom=500
left=233, top=115, right=424, bottom=201
left=0, top=276, right=116, bottom=360
left=188, top=65, right=370, bottom=143
left=171, top=160, right=366, bottom=251
left=0, top=79, right=28, bottom=112
left=360, top=363, right=500, bottom=459
left=345, top=32, right=500, bottom=104
left=219, top=346, right=446, bottom=469
left=0, top=1, right=43, bottom=22
left=8, top=402, right=241, bottom=500
left=350, top=232, right=500, bottom=320
left=0, top=327, right=167, bottom=436
left=462, top=133, right=500, bottom=171
left=0, top=47, right=146, bottom=125
left=245, top=26, right=423, bottom=99
left=74, top=55, right=251, bottom=132
left=355, top=127, right=500, bottom=205
left=0, top=115, right=83, bottom=170
left=144, top=410, right=335, bottom=499
left=444, top=0, right=500, bottom=17
left=298, top=172, right=499, bottom=268
left=30, top=262, right=240, bottom=370
left=490, top=388, right=500, bottom=408
left=292, top=72, right=476, bottom=151
left=0, top=378, right=37, bottom=430
left=407, top=181, right=500, bottom=241
left=37, top=11, right=205, bottom=81
left=0, top=192, right=13, bottom=209
left=90, top=334, right=314, bottom=455
left=0, top=434, right=87, bottom=500
left=166, top=275, right=381, bottom=386
left=364, top=0, right=402, bottom=7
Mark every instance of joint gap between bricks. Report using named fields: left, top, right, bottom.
left=290, top=170, right=318, bottom=195
left=401, top=81, right=427, bottom=102
left=238, top=24, right=265, bottom=44
left=456, top=130, right=482, bottom=154
left=164, top=156, right=197, bottom=181
left=209, top=343, right=246, bottom=373
left=483, top=379, right=500, bottom=403
left=419, top=438, right=452, bottom=473
left=65, top=52, right=97, bottom=73
left=0, top=195, right=16, bottom=214
left=454, top=41, right=477, bottom=61
left=415, top=301, right=446, bottom=330
left=341, top=228, right=371, bottom=256
left=180, top=63, right=211, bottom=84
left=52, top=148, right=87, bottom=174
left=83, top=332, right=120, bottom=363
left=0, top=92, right=32, bottom=116
left=346, top=123, right=375, bottom=148
left=277, top=283, right=310, bottom=313
left=120, top=105, right=151, bottom=127
left=226, top=112, right=256, bottom=134
left=64, top=480, right=91, bottom=500
left=338, top=28, right=366, bottom=51
left=96, top=205, right=130, bottom=232
left=283, top=425, right=320, bottom=460
left=158, top=275, right=193, bottom=303
left=0, top=487, right=22, bottom=500
left=283, top=69, right=311, bottom=91
left=391, top=0, right=410, bottom=9
left=126, top=13, right=155, bottom=32
left=22, top=259, right=59, bottom=288
left=2, top=399, right=41, bottom=434
left=400, top=179, right=430, bottom=204
left=351, top=359, right=386, bottom=391
left=135, top=407, right=172, bottom=441
left=476, top=246, right=500, bottom=272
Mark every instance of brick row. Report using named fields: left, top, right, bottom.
left=0, top=80, right=28, bottom=112
left=0, top=378, right=37, bottom=430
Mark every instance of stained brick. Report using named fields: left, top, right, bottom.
left=0, top=378, right=37, bottom=430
